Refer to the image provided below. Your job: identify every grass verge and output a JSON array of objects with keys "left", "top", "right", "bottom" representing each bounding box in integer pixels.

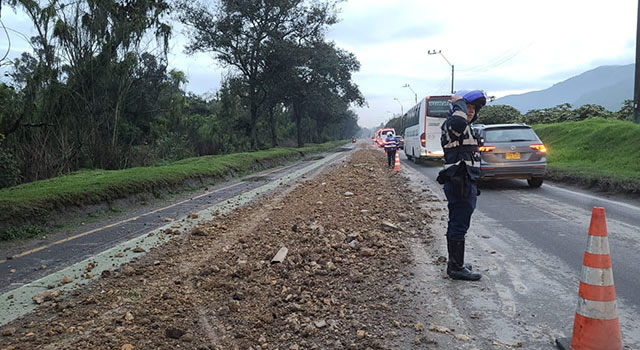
[
  {"left": 0, "top": 141, "right": 346, "bottom": 240},
  {"left": 532, "top": 118, "right": 640, "bottom": 194}
]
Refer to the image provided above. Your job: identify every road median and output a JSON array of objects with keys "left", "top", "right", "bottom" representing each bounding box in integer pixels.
[
  {"left": 0, "top": 142, "right": 345, "bottom": 241},
  {"left": 0, "top": 147, "right": 480, "bottom": 349}
]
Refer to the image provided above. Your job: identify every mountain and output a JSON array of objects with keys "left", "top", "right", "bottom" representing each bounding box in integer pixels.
[{"left": 492, "top": 64, "right": 634, "bottom": 113}]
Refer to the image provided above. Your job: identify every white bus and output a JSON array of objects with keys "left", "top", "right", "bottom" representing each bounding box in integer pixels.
[{"left": 403, "top": 95, "right": 451, "bottom": 162}]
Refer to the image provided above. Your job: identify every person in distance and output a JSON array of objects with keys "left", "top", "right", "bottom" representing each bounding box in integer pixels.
[
  {"left": 383, "top": 131, "right": 399, "bottom": 168},
  {"left": 436, "top": 90, "right": 486, "bottom": 281}
]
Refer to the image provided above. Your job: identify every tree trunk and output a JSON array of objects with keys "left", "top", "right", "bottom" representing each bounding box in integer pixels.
[
  {"left": 250, "top": 101, "right": 259, "bottom": 150},
  {"left": 268, "top": 106, "right": 277, "bottom": 148},
  {"left": 293, "top": 102, "right": 304, "bottom": 148}
]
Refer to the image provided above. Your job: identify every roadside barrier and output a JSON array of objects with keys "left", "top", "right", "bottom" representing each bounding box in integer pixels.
[
  {"left": 556, "top": 207, "right": 622, "bottom": 350},
  {"left": 393, "top": 151, "right": 400, "bottom": 171}
]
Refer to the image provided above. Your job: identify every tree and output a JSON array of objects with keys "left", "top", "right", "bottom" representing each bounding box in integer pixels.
[
  {"left": 3, "top": 0, "right": 173, "bottom": 181},
  {"left": 615, "top": 100, "right": 633, "bottom": 121},
  {"left": 475, "top": 105, "right": 522, "bottom": 124},
  {"left": 179, "top": 0, "right": 340, "bottom": 149},
  {"left": 281, "top": 41, "right": 364, "bottom": 146},
  {"left": 573, "top": 104, "right": 610, "bottom": 121}
]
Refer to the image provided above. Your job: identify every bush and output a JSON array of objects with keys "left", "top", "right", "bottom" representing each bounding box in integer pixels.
[
  {"left": 0, "top": 148, "right": 20, "bottom": 189},
  {"left": 153, "top": 133, "right": 196, "bottom": 163}
]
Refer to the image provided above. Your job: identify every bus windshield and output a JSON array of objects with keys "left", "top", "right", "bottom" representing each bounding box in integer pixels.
[{"left": 426, "top": 97, "right": 450, "bottom": 118}]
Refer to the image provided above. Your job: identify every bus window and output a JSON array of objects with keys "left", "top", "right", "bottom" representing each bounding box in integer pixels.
[{"left": 427, "top": 98, "right": 449, "bottom": 117}]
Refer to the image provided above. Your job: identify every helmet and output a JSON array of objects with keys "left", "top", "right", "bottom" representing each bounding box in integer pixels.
[
  {"left": 460, "top": 90, "right": 487, "bottom": 108},
  {"left": 387, "top": 131, "right": 393, "bottom": 137},
  {"left": 454, "top": 89, "right": 487, "bottom": 123}
]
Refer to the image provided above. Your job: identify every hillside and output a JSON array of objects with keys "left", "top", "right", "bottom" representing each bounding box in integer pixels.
[
  {"left": 532, "top": 118, "right": 640, "bottom": 193},
  {"left": 493, "top": 64, "right": 634, "bottom": 112}
]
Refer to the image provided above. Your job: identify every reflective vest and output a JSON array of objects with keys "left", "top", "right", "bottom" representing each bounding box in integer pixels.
[
  {"left": 440, "top": 107, "right": 481, "bottom": 181},
  {"left": 384, "top": 137, "right": 398, "bottom": 150}
]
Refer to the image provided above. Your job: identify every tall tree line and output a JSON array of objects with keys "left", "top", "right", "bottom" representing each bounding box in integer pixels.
[{"left": 0, "top": 0, "right": 363, "bottom": 188}]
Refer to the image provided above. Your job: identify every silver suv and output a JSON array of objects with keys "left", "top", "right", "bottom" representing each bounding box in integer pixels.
[{"left": 472, "top": 124, "right": 547, "bottom": 187}]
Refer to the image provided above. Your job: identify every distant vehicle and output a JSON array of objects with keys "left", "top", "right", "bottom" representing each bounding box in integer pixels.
[
  {"left": 403, "top": 95, "right": 450, "bottom": 162},
  {"left": 396, "top": 135, "right": 404, "bottom": 150},
  {"left": 352, "top": 137, "right": 357, "bottom": 143},
  {"left": 375, "top": 128, "right": 396, "bottom": 147},
  {"left": 472, "top": 123, "right": 547, "bottom": 188}
]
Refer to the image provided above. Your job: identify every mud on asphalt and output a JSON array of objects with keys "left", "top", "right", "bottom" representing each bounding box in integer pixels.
[{"left": 0, "top": 147, "right": 481, "bottom": 349}]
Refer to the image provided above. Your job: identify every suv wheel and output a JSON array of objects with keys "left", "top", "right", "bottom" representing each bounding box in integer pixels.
[{"left": 527, "top": 177, "right": 543, "bottom": 188}]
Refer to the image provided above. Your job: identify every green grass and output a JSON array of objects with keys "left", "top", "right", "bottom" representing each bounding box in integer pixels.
[
  {"left": 0, "top": 225, "right": 45, "bottom": 241},
  {"left": 532, "top": 118, "right": 640, "bottom": 182},
  {"left": 0, "top": 141, "right": 345, "bottom": 238}
]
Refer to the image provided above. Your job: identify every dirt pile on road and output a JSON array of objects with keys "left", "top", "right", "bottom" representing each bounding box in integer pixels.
[{"left": 0, "top": 148, "right": 437, "bottom": 350}]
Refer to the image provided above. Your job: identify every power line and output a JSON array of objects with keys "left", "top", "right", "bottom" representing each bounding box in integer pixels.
[
  {"left": 0, "top": 19, "right": 11, "bottom": 65},
  {"left": 460, "top": 41, "right": 535, "bottom": 74}
]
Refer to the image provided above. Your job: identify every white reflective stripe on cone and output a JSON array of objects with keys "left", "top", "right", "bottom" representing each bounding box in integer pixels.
[
  {"left": 581, "top": 266, "right": 615, "bottom": 286},
  {"left": 576, "top": 298, "right": 619, "bottom": 320},
  {"left": 586, "top": 236, "right": 611, "bottom": 255}
]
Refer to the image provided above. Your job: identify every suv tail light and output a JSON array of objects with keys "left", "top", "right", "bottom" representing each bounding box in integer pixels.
[
  {"left": 420, "top": 133, "right": 426, "bottom": 147},
  {"left": 479, "top": 146, "right": 496, "bottom": 152},
  {"left": 529, "top": 144, "right": 547, "bottom": 153}
]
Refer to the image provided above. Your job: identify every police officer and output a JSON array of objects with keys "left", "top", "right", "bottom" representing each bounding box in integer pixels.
[
  {"left": 383, "top": 131, "right": 398, "bottom": 168},
  {"left": 437, "top": 90, "right": 486, "bottom": 281}
]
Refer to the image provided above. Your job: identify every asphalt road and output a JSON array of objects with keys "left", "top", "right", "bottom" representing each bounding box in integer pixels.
[
  {"left": 402, "top": 151, "right": 640, "bottom": 347},
  {"left": 0, "top": 148, "right": 352, "bottom": 307}
]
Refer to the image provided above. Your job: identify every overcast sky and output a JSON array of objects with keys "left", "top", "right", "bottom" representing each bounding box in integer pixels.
[{"left": 1, "top": 0, "right": 637, "bottom": 128}]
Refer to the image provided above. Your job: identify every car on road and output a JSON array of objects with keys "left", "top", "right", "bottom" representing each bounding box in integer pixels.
[
  {"left": 375, "top": 128, "right": 396, "bottom": 147},
  {"left": 472, "top": 123, "right": 547, "bottom": 187},
  {"left": 396, "top": 135, "right": 404, "bottom": 150}
]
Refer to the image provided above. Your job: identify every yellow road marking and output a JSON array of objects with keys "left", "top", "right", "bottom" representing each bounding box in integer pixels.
[
  {"left": 0, "top": 182, "right": 246, "bottom": 264},
  {"left": 0, "top": 162, "right": 301, "bottom": 265}
]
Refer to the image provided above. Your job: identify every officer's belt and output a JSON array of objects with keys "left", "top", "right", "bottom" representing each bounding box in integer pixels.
[
  {"left": 443, "top": 145, "right": 478, "bottom": 152},
  {"left": 443, "top": 160, "right": 477, "bottom": 169}
]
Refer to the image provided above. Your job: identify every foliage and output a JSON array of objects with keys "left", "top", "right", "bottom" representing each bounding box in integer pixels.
[
  {"left": 1, "top": 0, "right": 361, "bottom": 190},
  {"left": 523, "top": 102, "right": 627, "bottom": 125},
  {"left": 533, "top": 118, "right": 640, "bottom": 180},
  {"left": 0, "top": 141, "right": 346, "bottom": 231},
  {"left": 179, "top": 0, "right": 362, "bottom": 148},
  {"left": 0, "top": 148, "right": 21, "bottom": 189},
  {"left": 384, "top": 115, "right": 404, "bottom": 135},
  {"left": 475, "top": 105, "right": 522, "bottom": 124},
  {"left": 0, "top": 225, "right": 45, "bottom": 241}
]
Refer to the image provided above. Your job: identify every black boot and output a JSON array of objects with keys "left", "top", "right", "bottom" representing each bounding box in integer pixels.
[
  {"left": 446, "top": 239, "right": 472, "bottom": 270},
  {"left": 446, "top": 239, "right": 481, "bottom": 281}
]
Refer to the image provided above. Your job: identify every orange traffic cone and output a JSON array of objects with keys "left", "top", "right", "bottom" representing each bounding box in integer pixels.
[
  {"left": 556, "top": 207, "right": 622, "bottom": 350},
  {"left": 393, "top": 151, "right": 400, "bottom": 171}
]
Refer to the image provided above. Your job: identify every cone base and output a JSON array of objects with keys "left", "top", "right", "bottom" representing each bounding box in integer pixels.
[
  {"left": 555, "top": 337, "right": 571, "bottom": 350},
  {"left": 571, "top": 313, "right": 622, "bottom": 350}
]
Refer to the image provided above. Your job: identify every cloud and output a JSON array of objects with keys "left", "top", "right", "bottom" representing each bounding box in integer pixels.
[{"left": 2, "top": 0, "right": 637, "bottom": 131}]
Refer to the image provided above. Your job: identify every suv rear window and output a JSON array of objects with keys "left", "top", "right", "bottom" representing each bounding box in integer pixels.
[{"left": 484, "top": 128, "right": 538, "bottom": 142}]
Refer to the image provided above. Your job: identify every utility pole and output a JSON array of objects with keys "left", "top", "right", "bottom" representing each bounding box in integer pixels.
[
  {"left": 402, "top": 84, "right": 418, "bottom": 104},
  {"left": 393, "top": 97, "right": 404, "bottom": 134},
  {"left": 634, "top": 0, "right": 640, "bottom": 123},
  {"left": 428, "top": 50, "right": 454, "bottom": 94}
]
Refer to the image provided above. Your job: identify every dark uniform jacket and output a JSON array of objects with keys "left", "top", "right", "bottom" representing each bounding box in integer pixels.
[{"left": 437, "top": 99, "right": 481, "bottom": 186}]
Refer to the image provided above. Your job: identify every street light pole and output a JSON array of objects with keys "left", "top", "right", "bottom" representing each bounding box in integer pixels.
[
  {"left": 393, "top": 97, "right": 404, "bottom": 115},
  {"left": 394, "top": 97, "right": 404, "bottom": 134},
  {"left": 428, "top": 49, "right": 455, "bottom": 94},
  {"left": 402, "top": 84, "right": 418, "bottom": 104}
]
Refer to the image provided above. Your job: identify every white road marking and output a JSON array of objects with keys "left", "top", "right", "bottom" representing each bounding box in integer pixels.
[{"left": 544, "top": 183, "right": 640, "bottom": 212}]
